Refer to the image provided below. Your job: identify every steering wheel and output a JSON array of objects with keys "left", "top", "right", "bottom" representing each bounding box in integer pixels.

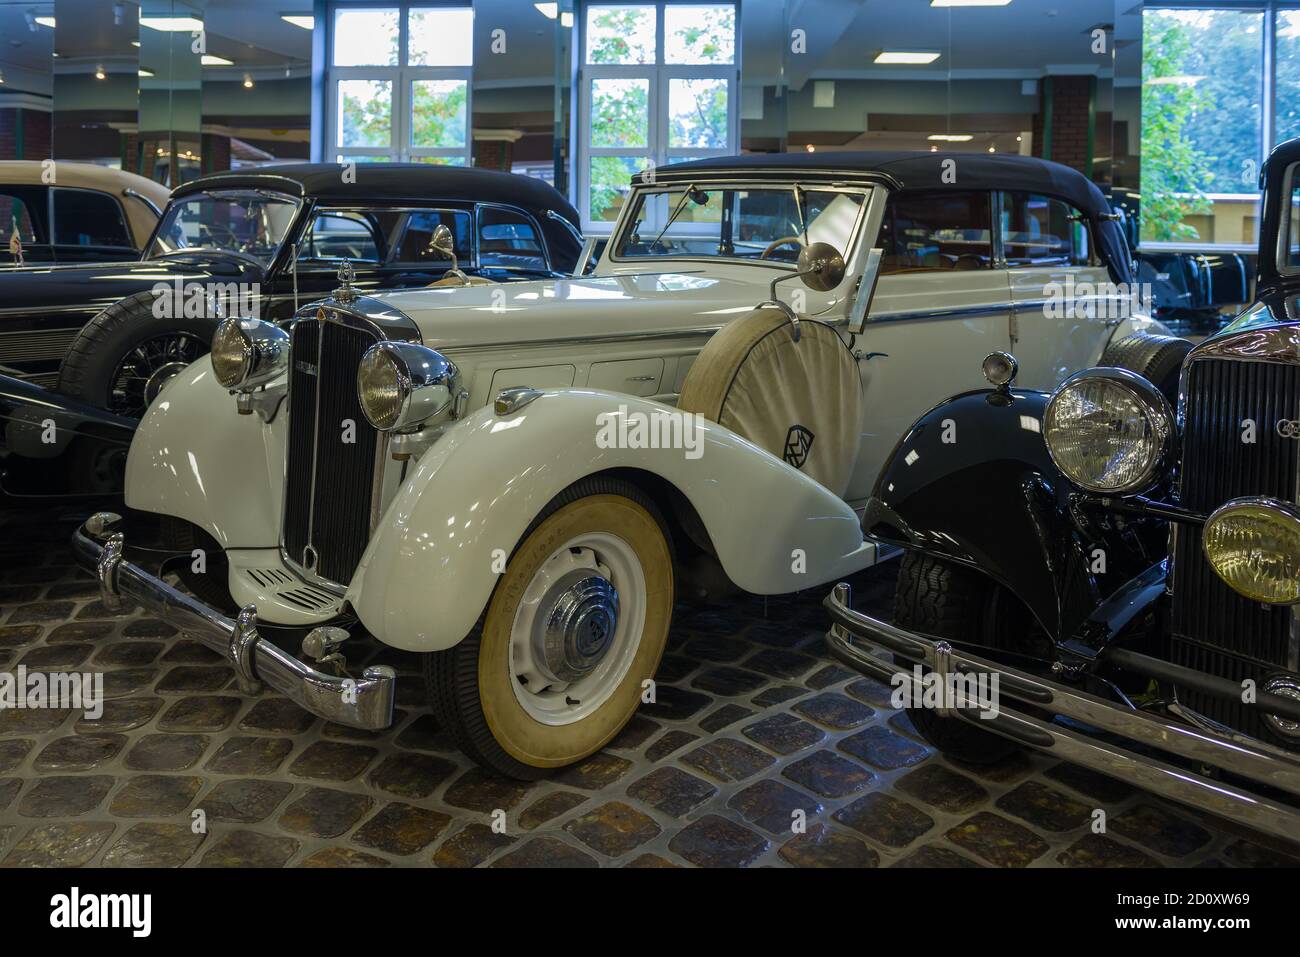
[{"left": 760, "top": 236, "right": 804, "bottom": 260}]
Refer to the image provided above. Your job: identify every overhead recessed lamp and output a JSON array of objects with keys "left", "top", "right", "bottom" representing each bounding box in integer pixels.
[
  {"left": 34, "top": 16, "right": 56, "bottom": 29},
  {"left": 131, "top": 40, "right": 140, "bottom": 48},
  {"left": 95, "top": 66, "right": 106, "bottom": 80},
  {"left": 0, "top": 69, "right": 5, "bottom": 84},
  {"left": 1147, "top": 75, "right": 1204, "bottom": 86},
  {"left": 875, "top": 51, "right": 941, "bottom": 65},
  {"left": 930, "top": 145, "right": 938, "bottom": 152},
  {"left": 280, "top": 14, "right": 314, "bottom": 30},
  {"left": 243, "top": 74, "right": 254, "bottom": 88},
  {"left": 988, "top": 146, "right": 996, "bottom": 153},
  {"left": 931, "top": 0, "right": 1012, "bottom": 7},
  {"left": 140, "top": 16, "right": 204, "bottom": 32},
  {"left": 533, "top": 3, "right": 573, "bottom": 26},
  {"left": 201, "top": 54, "right": 233, "bottom": 66},
  {"left": 139, "top": 68, "right": 154, "bottom": 77},
  {"left": 806, "top": 144, "right": 816, "bottom": 153},
  {"left": 928, "top": 134, "right": 973, "bottom": 142}
]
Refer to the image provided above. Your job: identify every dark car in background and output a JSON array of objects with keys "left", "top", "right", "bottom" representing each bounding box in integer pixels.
[
  {"left": 1, "top": 163, "right": 583, "bottom": 417},
  {"left": 1109, "top": 187, "right": 1252, "bottom": 332},
  {"left": 0, "top": 161, "right": 170, "bottom": 268},
  {"left": 825, "top": 137, "right": 1300, "bottom": 843}
]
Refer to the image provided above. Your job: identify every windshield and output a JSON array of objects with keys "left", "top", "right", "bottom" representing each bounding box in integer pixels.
[
  {"left": 613, "top": 184, "right": 866, "bottom": 264},
  {"left": 147, "top": 189, "right": 301, "bottom": 265}
]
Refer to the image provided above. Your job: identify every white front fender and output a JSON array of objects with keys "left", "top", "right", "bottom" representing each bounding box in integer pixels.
[
  {"left": 124, "top": 362, "right": 285, "bottom": 548},
  {"left": 349, "top": 390, "right": 872, "bottom": 652}
]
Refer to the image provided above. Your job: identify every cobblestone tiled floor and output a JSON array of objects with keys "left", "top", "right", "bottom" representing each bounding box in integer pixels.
[{"left": 1, "top": 508, "right": 1296, "bottom": 868}]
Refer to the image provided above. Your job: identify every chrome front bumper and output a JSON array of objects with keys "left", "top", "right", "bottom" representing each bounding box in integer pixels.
[
  {"left": 73, "top": 513, "right": 396, "bottom": 731},
  {"left": 824, "top": 581, "right": 1300, "bottom": 845}
]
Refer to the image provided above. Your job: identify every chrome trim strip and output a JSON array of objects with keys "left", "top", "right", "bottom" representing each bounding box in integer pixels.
[
  {"left": 73, "top": 516, "right": 395, "bottom": 730},
  {"left": 824, "top": 583, "right": 1300, "bottom": 842},
  {"left": 122, "top": 187, "right": 163, "bottom": 218}
]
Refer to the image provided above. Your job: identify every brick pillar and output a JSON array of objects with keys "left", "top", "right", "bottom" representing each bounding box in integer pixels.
[
  {"left": 1039, "top": 75, "right": 1094, "bottom": 176},
  {"left": 202, "top": 133, "right": 232, "bottom": 174},
  {"left": 0, "top": 108, "right": 52, "bottom": 160}
]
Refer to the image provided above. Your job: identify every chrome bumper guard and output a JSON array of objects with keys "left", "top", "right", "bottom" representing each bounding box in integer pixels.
[
  {"left": 73, "top": 513, "right": 396, "bottom": 731},
  {"left": 824, "top": 581, "right": 1300, "bottom": 845}
]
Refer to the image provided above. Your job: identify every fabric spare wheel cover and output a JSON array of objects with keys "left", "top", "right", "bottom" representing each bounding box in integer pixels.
[{"left": 677, "top": 307, "right": 863, "bottom": 497}]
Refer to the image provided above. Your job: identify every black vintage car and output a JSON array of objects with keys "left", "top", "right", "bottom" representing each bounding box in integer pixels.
[
  {"left": 826, "top": 137, "right": 1300, "bottom": 843},
  {"left": 0, "top": 163, "right": 582, "bottom": 417}
]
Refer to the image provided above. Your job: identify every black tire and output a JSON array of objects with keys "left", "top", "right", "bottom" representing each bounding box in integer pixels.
[
  {"left": 161, "top": 517, "right": 236, "bottom": 613},
  {"left": 1100, "top": 332, "right": 1193, "bottom": 406},
  {"left": 424, "top": 476, "right": 672, "bottom": 780},
  {"left": 57, "top": 290, "right": 215, "bottom": 418},
  {"left": 892, "top": 550, "right": 1036, "bottom": 765}
]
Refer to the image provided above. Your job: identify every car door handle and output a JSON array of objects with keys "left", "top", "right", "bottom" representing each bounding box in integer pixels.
[
  {"left": 627, "top": 375, "right": 657, "bottom": 382},
  {"left": 854, "top": 351, "right": 889, "bottom": 361}
]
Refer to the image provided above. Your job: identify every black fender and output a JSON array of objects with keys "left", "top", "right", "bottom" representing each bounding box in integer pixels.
[
  {"left": 0, "top": 374, "right": 136, "bottom": 505},
  {"left": 863, "top": 387, "right": 1162, "bottom": 644}
]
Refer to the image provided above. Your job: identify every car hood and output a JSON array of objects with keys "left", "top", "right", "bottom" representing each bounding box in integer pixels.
[
  {"left": 1, "top": 253, "right": 263, "bottom": 311},
  {"left": 376, "top": 271, "right": 769, "bottom": 352}
]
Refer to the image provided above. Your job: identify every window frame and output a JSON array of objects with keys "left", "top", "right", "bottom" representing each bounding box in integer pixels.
[
  {"left": 49, "top": 187, "right": 134, "bottom": 251},
  {"left": 577, "top": 1, "right": 740, "bottom": 234},
  {"left": 996, "top": 191, "right": 1100, "bottom": 271},
  {"left": 326, "top": 2, "right": 473, "bottom": 166}
]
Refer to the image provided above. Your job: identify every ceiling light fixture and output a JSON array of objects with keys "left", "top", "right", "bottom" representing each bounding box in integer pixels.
[
  {"left": 243, "top": 74, "right": 254, "bottom": 88},
  {"left": 201, "top": 54, "right": 233, "bottom": 66},
  {"left": 928, "top": 133, "right": 973, "bottom": 142},
  {"left": 34, "top": 16, "right": 56, "bottom": 29},
  {"left": 931, "top": 0, "right": 1012, "bottom": 7},
  {"left": 874, "top": 51, "right": 941, "bottom": 65},
  {"left": 139, "top": 68, "right": 154, "bottom": 77},
  {"left": 95, "top": 65, "right": 106, "bottom": 80},
  {"left": 140, "top": 16, "right": 204, "bottom": 32},
  {"left": 0, "top": 69, "right": 5, "bottom": 84},
  {"left": 280, "top": 14, "right": 314, "bottom": 30}
]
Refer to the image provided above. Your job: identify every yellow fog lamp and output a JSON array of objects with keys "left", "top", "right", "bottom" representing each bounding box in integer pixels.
[{"left": 1202, "top": 497, "right": 1300, "bottom": 605}]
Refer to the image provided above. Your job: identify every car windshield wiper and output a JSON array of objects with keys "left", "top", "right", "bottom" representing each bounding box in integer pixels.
[{"left": 648, "top": 183, "right": 708, "bottom": 252}]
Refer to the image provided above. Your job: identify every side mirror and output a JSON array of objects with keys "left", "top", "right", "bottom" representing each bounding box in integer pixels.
[
  {"left": 798, "top": 242, "right": 846, "bottom": 292},
  {"left": 427, "top": 223, "right": 466, "bottom": 282}
]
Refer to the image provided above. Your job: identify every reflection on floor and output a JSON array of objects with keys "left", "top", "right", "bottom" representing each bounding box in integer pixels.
[{"left": 0, "top": 508, "right": 1292, "bottom": 868}]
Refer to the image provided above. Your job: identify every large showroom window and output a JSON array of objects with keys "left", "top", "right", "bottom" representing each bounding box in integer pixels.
[
  {"left": 327, "top": 4, "right": 473, "bottom": 165},
  {"left": 579, "top": 2, "right": 738, "bottom": 231},
  {"left": 1139, "top": 4, "right": 1300, "bottom": 249}
]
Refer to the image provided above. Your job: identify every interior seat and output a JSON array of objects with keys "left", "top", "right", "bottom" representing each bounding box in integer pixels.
[{"left": 676, "top": 306, "right": 864, "bottom": 497}]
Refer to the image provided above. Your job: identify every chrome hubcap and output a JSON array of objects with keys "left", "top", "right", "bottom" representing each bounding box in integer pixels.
[
  {"left": 509, "top": 533, "right": 647, "bottom": 726},
  {"left": 534, "top": 570, "right": 619, "bottom": 683},
  {"left": 144, "top": 361, "right": 189, "bottom": 404}
]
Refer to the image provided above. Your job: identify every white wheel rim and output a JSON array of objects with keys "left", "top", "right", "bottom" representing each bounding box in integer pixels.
[{"left": 508, "top": 531, "right": 647, "bottom": 726}]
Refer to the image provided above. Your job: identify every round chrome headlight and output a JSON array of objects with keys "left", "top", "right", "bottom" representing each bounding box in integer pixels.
[
  {"left": 357, "top": 341, "right": 458, "bottom": 432},
  {"left": 210, "top": 317, "right": 290, "bottom": 391},
  {"left": 1202, "top": 497, "right": 1300, "bottom": 605},
  {"left": 210, "top": 318, "right": 251, "bottom": 389},
  {"left": 1043, "top": 369, "right": 1173, "bottom": 494}
]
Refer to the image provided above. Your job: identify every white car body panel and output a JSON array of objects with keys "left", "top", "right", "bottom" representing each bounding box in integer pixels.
[{"left": 346, "top": 391, "right": 874, "bottom": 652}]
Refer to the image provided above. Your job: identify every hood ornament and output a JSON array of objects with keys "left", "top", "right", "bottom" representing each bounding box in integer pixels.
[{"left": 334, "top": 259, "right": 358, "bottom": 304}]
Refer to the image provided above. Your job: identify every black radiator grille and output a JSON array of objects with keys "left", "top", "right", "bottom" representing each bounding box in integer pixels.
[
  {"left": 1171, "top": 357, "right": 1299, "bottom": 739},
  {"left": 283, "top": 318, "right": 380, "bottom": 586}
]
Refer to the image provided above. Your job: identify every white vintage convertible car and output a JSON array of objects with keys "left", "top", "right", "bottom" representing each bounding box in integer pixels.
[{"left": 75, "top": 152, "right": 1180, "bottom": 778}]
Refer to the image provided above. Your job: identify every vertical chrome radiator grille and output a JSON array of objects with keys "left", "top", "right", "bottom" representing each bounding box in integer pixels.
[
  {"left": 1171, "top": 356, "right": 1300, "bottom": 740},
  {"left": 283, "top": 317, "right": 381, "bottom": 586}
]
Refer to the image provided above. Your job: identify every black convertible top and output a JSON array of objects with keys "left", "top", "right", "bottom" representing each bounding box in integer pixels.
[
  {"left": 173, "top": 163, "right": 583, "bottom": 267},
  {"left": 653, "top": 151, "right": 1132, "bottom": 283}
]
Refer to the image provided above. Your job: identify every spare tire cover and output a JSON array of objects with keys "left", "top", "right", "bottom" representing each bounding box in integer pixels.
[{"left": 677, "top": 307, "right": 863, "bottom": 497}]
